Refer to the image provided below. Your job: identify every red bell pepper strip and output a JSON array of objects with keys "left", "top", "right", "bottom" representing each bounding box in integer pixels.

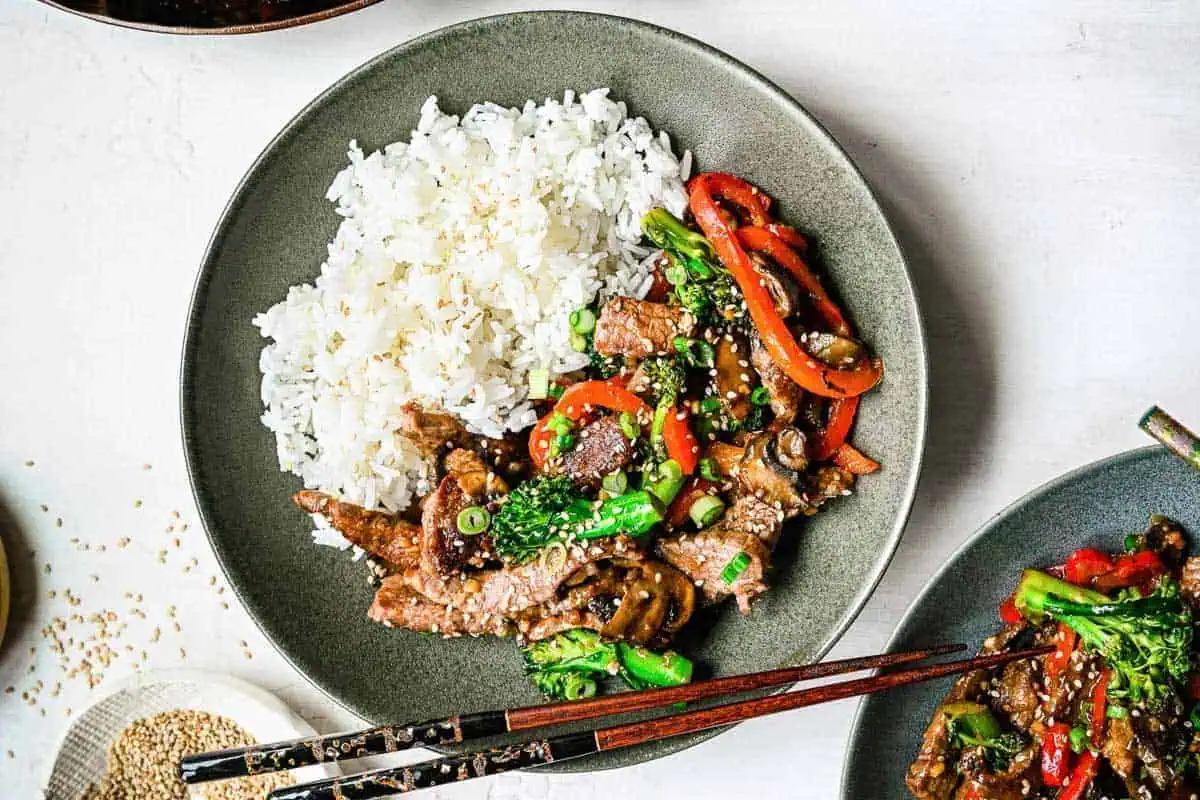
[
  {"left": 999, "top": 594, "right": 1023, "bottom": 625},
  {"left": 736, "top": 225, "right": 851, "bottom": 337},
  {"left": 688, "top": 172, "right": 773, "bottom": 225},
  {"left": 833, "top": 443, "right": 880, "bottom": 475},
  {"left": 1056, "top": 750, "right": 1098, "bottom": 800},
  {"left": 529, "top": 379, "right": 650, "bottom": 469},
  {"left": 689, "top": 176, "right": 883, "bottom": 398},
  {"left": 813, "top": 397, "right": 860, "bottom": 461},
  {"left": 661, "top": 407, "right": 700, "bottom": 475},
  {"left": 765, "top": 222, "right": 809, "bottom": 254},
  {"left": 1090, "top": 668, "right": 1110, "bottom": 747},
  {"left": 1063, "top": 547, "right": 1115, "bottom": 587},
  {"left": 1111, "top": 550, "right": 1165, "bottom": 587},
  {"left": 667, "top": 478, "right": 716, "bottom": 527},
  {"left": 1040, "top": 723, "right": 1073, "bottom": 787},
  {"left": 1045, "top": 623, "right": 1077, "bottom": 678}
]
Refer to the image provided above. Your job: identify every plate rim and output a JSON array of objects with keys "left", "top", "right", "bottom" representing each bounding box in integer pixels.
[
  {"left": 838, "top": 443, "right": 1164, "bottom": 797},
  {"left": 180, "top": 9, "right": 928, "bottom": 767},
  {"left": 37, "top": 0, "right": 381, "bottom": 36}
]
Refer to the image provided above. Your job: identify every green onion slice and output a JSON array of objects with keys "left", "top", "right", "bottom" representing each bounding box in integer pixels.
[
  {"left": 750, "top": 386, "right": 771, "bottom": 406},
  {"left": 569, "top": 307, "right": 597, "bottom": 335},
  {"left": 569, "top": 331, "right": 589, "bottom": 352},
  {"left": 618, "top": 411, "right": 640, "bottom": 440},
  {"left": 601, "top": 470, "right": 628, "bottom": 496},
  {"left": 698, "top": 457, "right": 721, "bottom": 482},
  {"left": 688, "top": 495, "right": 725, "bottom": 528},
  {"left": 546, "top": 412, "right": 574, "bottom": 435},
  {"left": 456, "top": 506, "right": 491, "bottom": 535},
  {"left": 719, "top": 551, "right": 752, "bottom": 584},
  {"left": 528, "top": 369, "right": 550, "bottom": 400}
]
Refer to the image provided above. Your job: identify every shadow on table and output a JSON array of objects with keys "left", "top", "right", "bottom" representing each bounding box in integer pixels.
[
  {"left": 804, "top": 103, "right": 1000, "bottom": 581},
  {"left": 0, "top": 491, "right": 39, "bottom": 659}
]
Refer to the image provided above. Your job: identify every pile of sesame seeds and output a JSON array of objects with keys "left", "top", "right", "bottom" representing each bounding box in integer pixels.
[{"left": 81, "top": 710, "right": 293, "bottom": 800}]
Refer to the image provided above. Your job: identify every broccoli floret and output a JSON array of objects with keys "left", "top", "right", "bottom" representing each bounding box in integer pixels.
[
  {"left": 492, "top": 477, "right": 664, "bottom": 563},
  {"left": 521, "top": 629, "right": 694, "bottom": 701},
  {"left": 1014, "top": 569, "right": 1192, "bottom": 707},
  {"left": 639, "top": 356, "right": 688, "bottom": 407},
  {"left": 642, "top": 208, "right": 747, "bottom": 328},
  {"left": 942, "top": 703, "right": 1026, "bottom": 772}
]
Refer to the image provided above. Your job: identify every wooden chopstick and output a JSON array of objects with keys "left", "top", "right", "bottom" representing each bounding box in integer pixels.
[
  {"left": 179, "top": 643, "right": 963, "bottom": 784},
  {"left": 265, "top": 645, "right": 1051, "bottom": 800}
]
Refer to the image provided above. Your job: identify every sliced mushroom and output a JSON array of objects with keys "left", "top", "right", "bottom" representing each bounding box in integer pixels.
[
  {"left": 750, "top": 252, "right": 802, "bottom": 319},
  {"left": 599, "top": 559, "right": 696, "bottom": 646},
  {"left": 739, "top": 432, "right": 806, "bottom": 512},
  {"left": 713, "top": 331, "right": 757, "bottom": 421},
  {"left": 804, "top": 331, "right": 865, "bottom": 367},
  {"left": 772, "top": 427, "right": 809, "bottom": 473}
]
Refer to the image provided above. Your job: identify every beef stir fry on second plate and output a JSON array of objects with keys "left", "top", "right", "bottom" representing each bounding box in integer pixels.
[
  {"left": 909, "top": 516, "right": 1200, "bottom": 800},
  {"left": 293, "top": 173, "right": 884, "bottom": 700}
]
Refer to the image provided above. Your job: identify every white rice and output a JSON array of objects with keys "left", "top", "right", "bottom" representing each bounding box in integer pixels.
[{"left": 254, "top": 89, "right": 690, "bottom": 547}]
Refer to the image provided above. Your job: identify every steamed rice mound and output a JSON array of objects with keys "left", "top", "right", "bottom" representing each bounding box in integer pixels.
[{"left": 255, "top": 89, "right": 690, "bottom": 548}]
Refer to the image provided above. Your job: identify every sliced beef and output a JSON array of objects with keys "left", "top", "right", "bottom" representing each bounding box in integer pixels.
[
  {"left": 369, "top": 577, "right": 514, "bottom": 638},
  {"left": 293, "top": 491, "right": 421, "bottom": 572},
  {"left": 749, "top": 332, "right": 802, "bottom": 424},
  {"left": 992, "top": 659, "right": 1039, "bottom": 729},
  {"left": 712, "top": 331, "right": 756, "bottom": 421},
  {"left": 403, "top": 537, "right": 644, "bottom": 619},
  {"left": 593, "top": 297, "right": 696, "bottom": 359},
  {"left": 657, "top": 496, "right": 781, "bottom": 614},
  {"left": 1102, "top": 715, "right": 1137, "bottom": 782},
  {"left": 952, "top": 742, "right": 1039, "bottom": 800},
  {"left": 396, "top": 403, "right": 473, "bottom": 458},
  {"left": 419, "top": 449, "right": 505, "bottom": 576},
  {"left": 558, "top": 417, "right": 635, "bottom": 490}
]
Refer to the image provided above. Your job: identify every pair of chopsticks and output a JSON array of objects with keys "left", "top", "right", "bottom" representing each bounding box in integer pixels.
[{"left": 180, "top": 643, "right": 1049, "bottom": 799}]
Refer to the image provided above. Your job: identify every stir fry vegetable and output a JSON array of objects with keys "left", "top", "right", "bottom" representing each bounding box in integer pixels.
[
  {"left": 521, "top": 629, "right": 693, "bottom": 701},
  {"left": 942, "top": 703, "right": 1026, "bottom": 772}
]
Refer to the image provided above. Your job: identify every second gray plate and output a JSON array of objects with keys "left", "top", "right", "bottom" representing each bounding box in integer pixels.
[
  {"left": 182, "top": 11, "right": 926, "bottom": 770},
  {"left": 842, "top": 446, "right": 1200, "bottom": 797}
]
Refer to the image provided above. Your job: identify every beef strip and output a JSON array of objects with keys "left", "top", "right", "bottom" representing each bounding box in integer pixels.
[
  {"left": 657, "top": 496, "right": 782, "bottom": 614},
  {"left": 402, "top": 537, "right": 644, "bottom": 619},
  {"left": 396, "top": 403, "right": 474, "bottom": 458},
  {"left": 713, "top": 331, "right": 756, "bottom": 421},
  {"left": 369, "top": 578, "right": 514, "bottom": 638},
  {"left": 292, "top": 490, "right": 421, "bottom": 572},
  {"left": 418, "top": 449, "right": 504, "bottom": 575},
  {"left": 558, "top": 417, "right": 635, "bottom": 490},
  {"left": 593, "top": 297, "right": 696, "bottom": 359},
  {"left": 1103, "top": 715, "right": 1138, "bottom": 782},
  {"left": 906, "top": 625, "right": 1028, "bottom": 800},
  {"left": 992, "top": 659, "right": 1040, "bottom": 729},
  {"left": 749, "top": 331, "right": 802, "bottom": 424},
  {"left": 952, "top": 742, "right": 1040, "bottom": 800}
]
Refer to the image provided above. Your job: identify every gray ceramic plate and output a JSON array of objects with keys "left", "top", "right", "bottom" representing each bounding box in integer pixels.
[
  {"left": 181, "top": 11, "right": 926, "bottom": 770},
  {"left": 841, "top": 445, "right": 1200, "bottom": 797}
]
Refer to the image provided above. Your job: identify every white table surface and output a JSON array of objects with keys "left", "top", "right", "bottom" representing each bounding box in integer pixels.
[{"left": 1, "top": 1, "right": 1198, "bottom": 797}]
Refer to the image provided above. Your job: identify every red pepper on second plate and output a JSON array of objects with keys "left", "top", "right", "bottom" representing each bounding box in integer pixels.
[
  {"left": 1040, "top": 723, "right": 1073, "bottom": 787},
  {"left": 1057, "top": 750, "right": 1099, "bottom": 800},
  {"left": 1045, "top": 623, "right": 1077, "bottom": 678},
  {"left": 1063, "top": 547, "right": 1115, "bottom": 586}
]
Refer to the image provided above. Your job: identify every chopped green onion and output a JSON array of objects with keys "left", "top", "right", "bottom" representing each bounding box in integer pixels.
[
  {"left": 719, "top": 551, "right": 752, "bottom": 584},
  {"left": 569, "top": 308, "right": 596, "bottom": 335},
  {"left": 566, "top": 678, "right": 597, "bottom": 700},
  {"left": 601, "top": 470, "right": 628, "bottom": 496},
  {"left": 528, "top": 369, "right": 550, "bottom": 400},
  {"left": 646, "top": 459, "right": 685, "bottom": 505},
  {"left": 1124, "top": 533, "right": 1140, "bottom": 552},
  {"left": 554, "top": 432, "right": 576, "bottom": 453},
  {"left": 618, "top": 411, "right": 640, "bottom": 440},
  {"left": 569, "top": 331, "right": 589, "bottom": 352},
  {"left": 456, "top": 506, "right": 491, "bottom": 535},
  {"left": 664, "top": 264, "right": 688, "bottom": 286},
  {"left": 547, "top": 383, "right": 566, "bottom": 400},
  {"left": 700, "top": 396, "right": 722, "bottom": 413},
  {"left": 698, "top": 457, "right": 721, "bottom": 483},
  {"left": 688, "top": 495, "right": 725, "bottom": 528},
  {"left": 750, "top": 386, "right": 771, "bottom": 406},
  {"left": 1107, "top": 703, "right": 1129, "bottom": 719},
  {"left": 1068, "top": 726, "right": 1088, "bottom": 754},
  {"left": 546, "top": 412, "right": 574, "bottom": 435}
]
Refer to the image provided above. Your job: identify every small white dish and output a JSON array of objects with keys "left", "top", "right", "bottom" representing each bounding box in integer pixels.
[{"left": 45, "top": 669, "right": 339, "bottom": 798}]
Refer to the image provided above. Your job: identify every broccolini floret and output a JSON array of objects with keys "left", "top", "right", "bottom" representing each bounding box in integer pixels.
[
  {"left": 1014, "top": 569, "right": 1192, "bottom": 707},
  {"left": 521, "top": 629, "right": 694, "bottom": 701}
]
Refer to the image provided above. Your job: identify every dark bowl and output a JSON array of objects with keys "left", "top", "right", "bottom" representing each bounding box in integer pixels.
[
  {"left": 182, "top": 11, "right": 927, "bottom": 770},
  {"left": 39, "top": 0, "right": 379, "bottom": 35},
  {"left": 841, "top": 445, "right": 1200, "bottom": 798}
]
